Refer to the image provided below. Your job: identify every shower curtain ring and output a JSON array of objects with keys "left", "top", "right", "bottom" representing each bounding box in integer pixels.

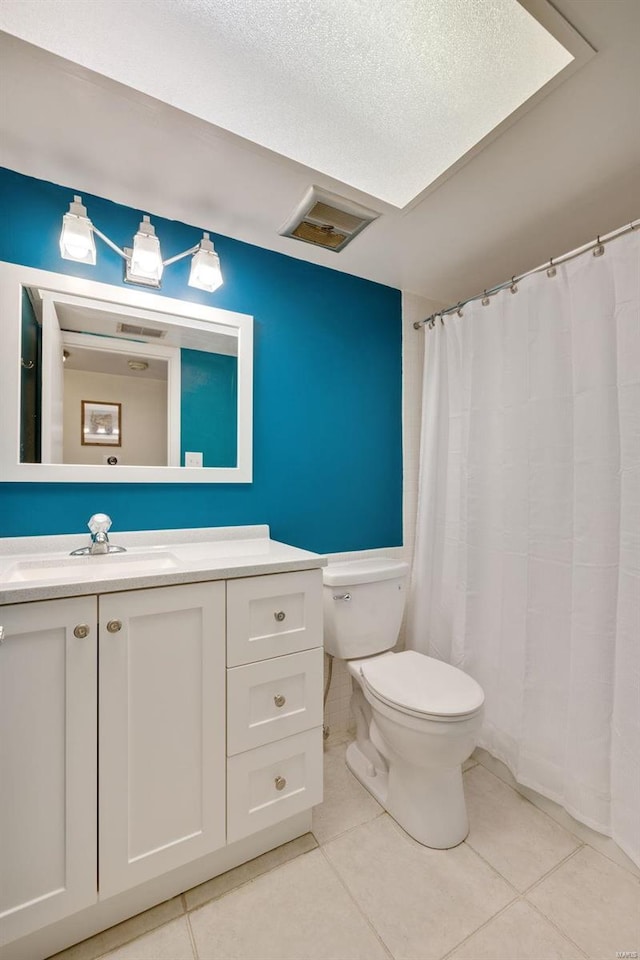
[
  {"left": 593, "top": 236, "right": 605, "bottom": 257},
  {"left": 482, "top": 291, "right": 490, "bottom": 306},
  {"left": 510, "top": 277, "right": 518, "bottom": 293},
  {"left": 547, "top": 258, "right": 556, "bottom": 278}
]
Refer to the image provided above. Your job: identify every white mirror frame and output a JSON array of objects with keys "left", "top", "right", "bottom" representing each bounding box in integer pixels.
[{"left": 0, "top": 261, "right": 253, "bottom": 483}]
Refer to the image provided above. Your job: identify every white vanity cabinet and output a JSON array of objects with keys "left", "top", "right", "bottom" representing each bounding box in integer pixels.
[
  {"left": 98, "top": 582, "right": 226, "bottom": 897},
  {"left": 0, "top": 554, "right": 324, "bottom": 960},
  {"left": 0, "top": 597, "right": 98, "bottom": 946}
]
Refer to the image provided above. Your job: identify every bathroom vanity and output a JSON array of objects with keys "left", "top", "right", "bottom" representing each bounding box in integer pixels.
[{"left": 0, "top": 525, "right": 325, "bottom": 960}]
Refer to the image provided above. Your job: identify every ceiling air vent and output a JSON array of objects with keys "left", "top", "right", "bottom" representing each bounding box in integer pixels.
[
  {"left": 117, "top": 322, "right": 167, "bottom": 339},
  {"left": 279, "top": 186, "right": 379, "bottom": 252}
]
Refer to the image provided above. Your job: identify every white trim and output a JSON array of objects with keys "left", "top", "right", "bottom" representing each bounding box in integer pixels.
[
  {"left": 40, "top": 297, "right": 64, "bottom": 463},
  {"left": 0, "top": 262, "right": 253, "bottom": 483}
]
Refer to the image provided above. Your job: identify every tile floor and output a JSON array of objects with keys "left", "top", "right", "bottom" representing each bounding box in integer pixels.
[{"left": 51, "top": 745, "right": 640, "bottom": 960}]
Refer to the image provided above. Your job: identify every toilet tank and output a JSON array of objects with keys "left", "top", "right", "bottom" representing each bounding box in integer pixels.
[{"left": 322, "top": 558, "right": 409, "bottom": 659}]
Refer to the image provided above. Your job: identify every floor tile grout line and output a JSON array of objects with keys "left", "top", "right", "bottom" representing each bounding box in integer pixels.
[
  {"left": 437, "top": 893, "right": 591, "bottom": 960},
  {"left": 312, "top": 808, "right": 386, "bottom": 848},
  {"left": 370, "top": 815, "right": 523, "bottom": 960},
  {"left": 466, "top": 761, "right": 586, "bottom": 843},
  {"left": 184, "top": 842, "right": 319, "bottom": 918},
  {"left": 459, "top": 838, "right": 527, "bottom": 899},
  {"left": 524, "top": 896, "right": 590, "bottom": 959},
  {"left": 185, "top": 911, "right": 201, "bottom": 960},
  {"left": 462, "top": 826, "right": 584, "bottom": 897},
  {"left": 89, "top": 911, "right": 188, "bottom": 960},
  {"left": 574, "top": 834, "right": 640, "bottom": 881},
  {"left": 473, "top": 753, "right": 640, "bottom": 880},
  {"left": 438, "top": 895, "right": 525, "bottom": 960},
  {"left": 522, "top": 842, "right": 586, "bottom": 897},
  {"left": 316, "top": 843, "right": 396, "bottom": 960}
]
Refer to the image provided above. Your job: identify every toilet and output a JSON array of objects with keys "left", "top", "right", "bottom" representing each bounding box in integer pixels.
[{"left": 323, "top": 557, "right": 484, "bottom": 849}]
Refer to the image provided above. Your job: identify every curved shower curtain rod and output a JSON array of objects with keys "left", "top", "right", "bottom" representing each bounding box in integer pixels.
[{"left": 414, "top": 218, "right": 640, "bottom": 330}]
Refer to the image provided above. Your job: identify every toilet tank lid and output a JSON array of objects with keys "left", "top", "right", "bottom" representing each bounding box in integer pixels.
[{"left": 323, "top": 557, "right": 409, "bottom": 586}]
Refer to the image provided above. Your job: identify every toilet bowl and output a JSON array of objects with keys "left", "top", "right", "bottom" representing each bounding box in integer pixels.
[{"left": 323, "top": 558, "right": 484, "bottom": 849}]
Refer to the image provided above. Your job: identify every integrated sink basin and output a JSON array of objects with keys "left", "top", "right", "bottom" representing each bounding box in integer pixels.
[
  {"left": 4, "top": 550, "right": 180, "bottom": 584},
  {"left": 0, "top": 524, "right": 326, "bottom": 602}
]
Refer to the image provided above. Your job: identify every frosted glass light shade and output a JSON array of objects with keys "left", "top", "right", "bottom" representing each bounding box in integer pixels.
[
  {"left": 60, "top": 196, "right": 96, "bottom": 264},
  {"left": 129, "top": 216, "right": 163, "bottom": 283},
  {"left": 189, "top": 238, "right": 223, "bottom": 292}
]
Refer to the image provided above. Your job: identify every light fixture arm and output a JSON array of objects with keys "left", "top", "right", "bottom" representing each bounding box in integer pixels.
[
  {"left": 91, "top": 225, "right": 128, "bottom": 261},
  {"left": 162, "top": 243, "right": 201, "bottom": 268},
  {"left": 93, "top": 226, "right": 200, "bottom": 269},
  {"left": 93, "top": 226, "right": 204, "bottom": 269}
]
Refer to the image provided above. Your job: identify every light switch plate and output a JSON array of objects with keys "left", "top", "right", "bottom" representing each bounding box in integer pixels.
[{"left": 185, "top": 452, "right": 203, "bottom": 468}]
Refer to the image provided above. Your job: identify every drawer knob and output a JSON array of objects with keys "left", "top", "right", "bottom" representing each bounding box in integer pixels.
[
  {"left": 274, "top": 610, "right": 286, "bottom": 622},
  {"left": 274, "top": 693, "right": 286, "bottom": 708},
  {"left": 274, "top": 776, "right": 287, "bottom": 791},
  {"left": 106, "top": 619, "right": 122, "bottom": 634},
  {"left": 73, "top": 623, "right": 90, "bottom": 639}
]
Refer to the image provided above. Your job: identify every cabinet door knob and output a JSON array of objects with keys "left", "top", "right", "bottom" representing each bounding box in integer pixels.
[
  {"left": 73, "top": 624, "right": 90, "bottom": 639},
  {"left": 274, "top": 776, "right": 287, "bottom": 791},
  {"left": 274, "top": 693, "right": 286, "bottom": 708},
  {"left": 106, "top": 619, "right": 122, "bottom": 634},
  {"left": 274, "top": 610, "right": 286, "bottom": 622},
  {"left": 0, "top": 625, "right": 5, "bottom": 643}
]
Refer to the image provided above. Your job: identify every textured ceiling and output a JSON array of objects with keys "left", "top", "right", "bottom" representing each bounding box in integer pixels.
[
  {"left": 0, "top": 0, "right": 573, "bottom": 207},
  {"left": 0, "top": 1, "right": 638, "bottom": 306}
]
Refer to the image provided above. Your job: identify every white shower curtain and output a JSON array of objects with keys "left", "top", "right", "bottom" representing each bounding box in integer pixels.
[{"left": 408, "top": 227, "right": 640, "bottom": 865}]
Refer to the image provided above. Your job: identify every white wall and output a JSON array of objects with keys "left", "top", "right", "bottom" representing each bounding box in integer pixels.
[
  {"left": 63, "top": 370, "right": 167, "bottom": 466},
  {"left": 322, "top": 291, "right": 443, "bottom": 743}
]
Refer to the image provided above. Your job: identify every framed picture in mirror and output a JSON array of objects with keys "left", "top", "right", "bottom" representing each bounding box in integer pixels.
[{"left": 81, "top": 400, "right": 121, "bottom": 446}]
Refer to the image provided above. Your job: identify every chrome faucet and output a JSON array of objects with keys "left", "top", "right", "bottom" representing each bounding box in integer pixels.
[{"left": 70, "top": 514, "right": 126, "bottom": 557}]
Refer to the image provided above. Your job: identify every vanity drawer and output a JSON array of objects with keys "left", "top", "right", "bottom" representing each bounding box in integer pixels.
[
  {"left": 227, "top": 648, "right": 323, "bottom": 755},
  {"left": 226, "top": 569, "right": 323, "bottom": 666},
  {"left": 227, "top": 727, "right": 323, "bottom": 844}
]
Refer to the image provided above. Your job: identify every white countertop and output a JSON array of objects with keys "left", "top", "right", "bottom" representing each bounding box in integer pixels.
[{"left": 0, "top": 525, "right": 326, "bottom": 605}]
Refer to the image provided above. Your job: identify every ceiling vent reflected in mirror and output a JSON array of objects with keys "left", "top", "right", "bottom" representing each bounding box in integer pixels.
[
  {"left": 117, "top": 322, "right": 167, "bottom": 339},
  {"left": 279, "top": 186, "right": 379, "bottom": 252}
]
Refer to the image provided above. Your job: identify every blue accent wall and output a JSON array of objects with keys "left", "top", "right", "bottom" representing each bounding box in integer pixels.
[
  {"left": 0, "top": 167, "right": 403, "bottom": 553},
  {"left": 180, "top": 349, "right": 237, "bottom": 468}
]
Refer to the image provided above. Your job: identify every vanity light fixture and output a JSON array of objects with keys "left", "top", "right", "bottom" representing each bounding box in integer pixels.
[
  {"left": 127, "top": 216, "right": 163, "bottom": 285},
  {"left": 59, "top": 196, "right": 223, "bottom": 292},
  {"left": 59, "top": 196, "right": 96, "bottom": 264},
  {"left": 187, "top": 234, "right": 223, "bottom": 292}
]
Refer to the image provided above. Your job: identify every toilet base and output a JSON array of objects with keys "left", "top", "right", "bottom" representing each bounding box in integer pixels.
[
  {"left": 345, "top": 739, "right": 470, "bottom": 850},
  {"left": 345, "top": 741, "right": 389, "bottom": 807}
]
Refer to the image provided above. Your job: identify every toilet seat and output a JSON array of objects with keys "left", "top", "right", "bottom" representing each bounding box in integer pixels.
[{"left": 359, "top": 650, "right": 484, "bottom": 722}]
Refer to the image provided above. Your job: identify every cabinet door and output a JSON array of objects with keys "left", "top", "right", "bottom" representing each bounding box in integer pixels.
[
  {"left": 99, "top": 582, "right": 226, "bottom": 898},
  {"left": 0, "top": 597, "right": 97, "bottom": 947}
]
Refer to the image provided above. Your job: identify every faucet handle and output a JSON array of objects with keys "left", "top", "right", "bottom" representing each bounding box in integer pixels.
[{"left": 88, "top": 513, "right": 112, "bottom": 536}]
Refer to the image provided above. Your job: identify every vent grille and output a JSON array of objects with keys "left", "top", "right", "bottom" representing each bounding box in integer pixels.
[
  {"left": 291, "top": 222, "right": 347, "bottom": 249},
  {"left": 280, "top": 187, "right": 379, "bottom": 252},
  {"left": 117, "top": 322, "right": 166, "bottom": 339},
  {"left": 307, "top": 202, "right": 367, "bottom": 234}
]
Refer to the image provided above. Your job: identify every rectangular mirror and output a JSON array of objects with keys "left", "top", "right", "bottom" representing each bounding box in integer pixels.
[{"left": 1, "top": 262, "right": 253, "bottom": 482}]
